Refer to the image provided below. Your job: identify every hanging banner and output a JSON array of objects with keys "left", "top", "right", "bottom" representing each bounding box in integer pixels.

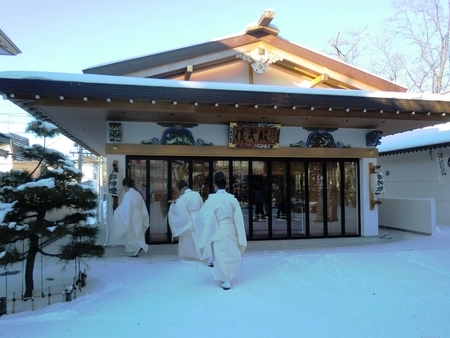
[{"left": 436, "top": 149, "right": 450, "bottom": 184}]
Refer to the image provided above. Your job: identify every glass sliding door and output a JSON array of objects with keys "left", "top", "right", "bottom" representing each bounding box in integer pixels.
[
  {"left": 308, "top": 162, "right": 324, "bottom": 237},
  {"left": 344, "top": 161, "right": 359, "bottom": 235},
  {"left": 251, "top": 161, "right": 268, "bottom": 239},
  {"left": 212, "top": 160, "right": 230, "bottom": 194},
  {"left": 290, "top": 161, "right": 306, "bottom": 238},
  {"left": 326, "top": 161, "right": 341, "bottom": 236},
  {"left": 171, "top": 159, "right": 190, "bottom": 200},
  {"left": 272, "top": 161, "right": 287, "bottom": 238},
  {"left": 232, "top": 160, "right": 249, "bottom": 235},
  {"left": 193, "top": 159, "right": 209, "bottom": 202},
  {"left": 125, "top": 156, "right": 361, "bottom": 243},
  {"left": 129, "top": 159, "right": 148, "bottom": 202},
  {"left": 149, "top": 159, "right": 169, "bottom": 242},
  {"left": 129, "top": 159, "right": 150, "bottom": 242}
]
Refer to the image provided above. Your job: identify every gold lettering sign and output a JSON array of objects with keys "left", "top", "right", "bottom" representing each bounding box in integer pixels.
[{"left": 229, "top": 122, "right": 280, "bottom": 148}]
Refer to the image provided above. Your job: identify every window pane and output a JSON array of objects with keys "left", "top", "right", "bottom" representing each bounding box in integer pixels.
[
  {"left": 308, "top": 162, "right": 324, "bottom": 237},
  {"left": 149, "top": 159, "right": 169, "bottom": 242},
  {"left": 344, "top": 161, "right": 359, "bottom": 235},
  {"left": 232, "top": 160, "right": 249, "bottom": 235},
  {"left": 252, "top": 161, "right": 268, "bottom": 239},
  {"left": 290, "top": 161, "right": 306, "bottom": 238},
  {"left": 327, "top": 162, "right": 342, "bottom": 236},
  {"left": 272, "top": 161, "right": 287, "bottom": 238}
]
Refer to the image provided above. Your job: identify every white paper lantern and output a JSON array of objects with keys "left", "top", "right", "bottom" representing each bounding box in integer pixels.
[{"left": 370, "top": 171, "right": 385, "bottom": 195}]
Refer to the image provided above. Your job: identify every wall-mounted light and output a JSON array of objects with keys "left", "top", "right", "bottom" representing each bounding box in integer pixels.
[
  {"left": 129, "top": 99, "right": 134, "bottom": 103},
  {"left": 106, "top": 98, "right": 111, "bottom": 102},
  {"left": 292, "top": 106, "right": 296, "bottom": 110},
  {"left": 112, "top": 145, "right": 119, "bottom": 152},
  {"left": 83, "top": 97, "right": 88, "bottom": 101}
]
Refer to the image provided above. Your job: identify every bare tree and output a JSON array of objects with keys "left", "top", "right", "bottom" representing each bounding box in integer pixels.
[
  {"left": 326, "top": 0, "right": 450, "bottom": 93},
  {"left": 328, "top": 28, "right": 370, "bottom": 66}
]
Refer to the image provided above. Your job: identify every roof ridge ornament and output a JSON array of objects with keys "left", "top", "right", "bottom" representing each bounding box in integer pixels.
[
  {"left": 257, "top": 9, "right": 275, "bottom": 27},
  {"left": 243, "top": 9, "right": 279, "bottom": 36},
  {"left": 236, "top": 47, "right": 283, "bottom": 74}
]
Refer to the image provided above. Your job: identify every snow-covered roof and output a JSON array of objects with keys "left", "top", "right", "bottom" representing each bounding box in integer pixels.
[
  {"left": 0, "top": 70, "right": 446, "bottom": 102},
  {"left": 378, "top": 123, "right": 450, "bottom": 155}
]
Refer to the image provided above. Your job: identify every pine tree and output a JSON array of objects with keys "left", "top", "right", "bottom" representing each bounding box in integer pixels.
[{"left": 0, "top": 120, "right": 105, "bottom": 298}]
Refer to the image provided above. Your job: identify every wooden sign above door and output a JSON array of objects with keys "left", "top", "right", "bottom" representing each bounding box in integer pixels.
[{"left": 229, "top": 122, "right": 281, "bottom": 148}]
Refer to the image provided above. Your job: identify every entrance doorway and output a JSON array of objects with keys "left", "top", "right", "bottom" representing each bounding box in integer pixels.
[{"left": 126, "top": 156, "right": 360, "bottom": 243}]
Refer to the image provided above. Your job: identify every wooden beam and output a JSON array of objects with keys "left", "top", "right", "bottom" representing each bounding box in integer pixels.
[
  {"left": 106, "top": 143, "right": 378, "bottom": 158},
  {"left": 310, "top": 73, "right": 329, "bottom": 88},
  {"left": 257, "top": 9, "right": 275, "bottom": 27},
  {"left": 184, "top": 65, "right": 193, "bottom": 81}
]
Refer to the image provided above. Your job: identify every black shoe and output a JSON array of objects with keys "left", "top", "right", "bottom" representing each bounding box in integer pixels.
[
  {"left": 220, "top": 281, "right": 231, "bottom": 290},
  {"left": 129, "top": 248, "right": 143, "bottom": 257},
  {"left": 208, "top": 262, "right": 214, "bottom": 267}
]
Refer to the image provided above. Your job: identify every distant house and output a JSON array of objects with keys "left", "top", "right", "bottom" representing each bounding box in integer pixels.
[{"left": 0, "top": 132, "right": 41, "bottom": 175}]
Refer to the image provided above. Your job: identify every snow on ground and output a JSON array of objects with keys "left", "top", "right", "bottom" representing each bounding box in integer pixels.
[{"left": 0, "top": 226, "right": 449, "bottom": 338}]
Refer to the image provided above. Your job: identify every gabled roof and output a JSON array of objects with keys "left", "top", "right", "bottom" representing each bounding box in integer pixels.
[{"left": 83, "top": 10, "right": 405, "bottom": 93}]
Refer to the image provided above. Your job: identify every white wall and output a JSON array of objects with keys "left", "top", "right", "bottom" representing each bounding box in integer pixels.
[
  {"left": 103, "top": 155, "right": 126, "bottom": 246},
  {"left": 360, "top": 158, "right": 379, "bottom": 236},
  {"left": 108, "top": 122, "right": 372, "bottom": 149},
  {"left": 378, "top": 149, "right": 450, "bottom": 225},
  {"left": 378, "top": 197, "right": 436, "bottom": 235}
]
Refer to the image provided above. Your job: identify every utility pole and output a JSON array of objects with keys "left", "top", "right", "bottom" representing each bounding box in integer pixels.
[
  {"left": 69, "top": 145, "right": 106, "bottom": 225},
  {"left": 69, "top": 144, "right": 84, "bottom": 183}
]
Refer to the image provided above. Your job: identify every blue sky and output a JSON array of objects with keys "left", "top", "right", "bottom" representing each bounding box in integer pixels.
[{"left": 0, "top": 0, "right": 395, "bottom": 150}]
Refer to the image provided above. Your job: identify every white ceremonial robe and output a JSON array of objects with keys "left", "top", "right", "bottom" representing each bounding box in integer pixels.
[
  {"left": 112, "top": 187, "right": 149, "bottom": 253},
  {"left": 195, "top": 190, "right": 247, "bottom": 282},
  {"left": 168, "top": 189, "right": 203, "bottom": 259}
]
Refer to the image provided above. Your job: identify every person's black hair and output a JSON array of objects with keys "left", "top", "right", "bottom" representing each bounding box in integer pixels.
[
  {"left": 216, "top": 180, "right": 226, "bottom": 189},
  {"left": 122, "top": 177, "right": 133, "bottom": 188},
  {"left": 214, "top": 172, "right": 227, "bottom": 189},
  {"left": 214, "top": 171, "right": 226, "bottom": 184},
  {"left": 178, "top": 180, "right": 188, "bottom": 191}
]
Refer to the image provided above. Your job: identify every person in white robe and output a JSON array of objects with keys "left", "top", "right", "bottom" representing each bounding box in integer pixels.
[
  {"left": 168, "top": 180, "right": 203, "bottom": 261},
  {"left": 112, "top": 177, "right": 149, "bottom": 257},
  {"left": 195, "top": 171, "right": 247, "bottom": 290}
]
